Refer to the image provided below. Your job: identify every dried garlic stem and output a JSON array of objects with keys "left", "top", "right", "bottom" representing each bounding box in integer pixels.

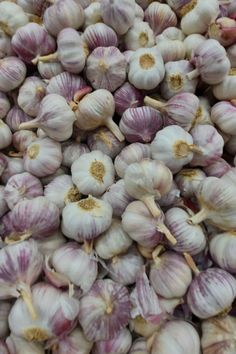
[
  {"left": 144, "top": 96, "right": 165, "bottom": 111},
  {"left": 156, "top": 224, "right": 177, "bottom": 245},
  {"left": 184, "top": 253, "right": 200, "bottom": 275},
  {"left": 142, "top": 195, "right": 161, "bottom": 218}
]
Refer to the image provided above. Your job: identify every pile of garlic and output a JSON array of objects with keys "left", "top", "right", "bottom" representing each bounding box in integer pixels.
[{"left": 1, "top": 0, "right": 236, "bottom": 353}]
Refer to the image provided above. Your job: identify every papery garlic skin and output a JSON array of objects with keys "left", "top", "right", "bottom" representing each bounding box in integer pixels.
[
  {"left": 180, "top": 0, "right": 219, "bottom": 35},
  {"left": 93, "top": 328, "right": 132, "bottom": 354},
  {"left": 83, "top": 23, "right": 118, "bottom": 50},
  {"left": 209, "top": 232, "right": 236, "bottom": 274},
  {"left": 4, "top": 172, "right": 43, "bottom": 210},
  {"left": 0, "top": 119, "right": 12, "bottom": 149},
  {"left": 0, "top": 301, "right": 11, "bottom": 338},
  {"left": 6, "top": 334, "right": 45, "bottom": 354},
  {"left": 62, "top": 196, "right": 113, "bottom": 242},
  {"left": 52, "top": 327, "right": 93, "bottom": 354},
  {"left": 175, "top": 168, "right": 206, "bottom": 198},
  {"left": 145, "top": 2, "right": 177, "bottom": 36},
  {"left": 184, "top": 33, "right": 206, "bottom": 59},
  {"left": 187, "top": 268, "right": 236, "bottom": 319},
  {"left": 71, "top": 150, "right": 115, "bottom": 196},
  {"left": 86, "top": 46, "right": 127, "bottom": 92},
  {"left": 128, "top": 47, "right": 165, "bottom": 90},
  {"left": 79, "top": 279, "right": 131, "bottom": 341},
  {"left": 213, "top": 70, "right": 236, "bottom": 100},
  {"left": 211, "top": 101, "right": 236, "bottom": 135},
  {"left": 0, "top": 57, "right": 26, "bottom": 93},
  {"left": 0, "top": 92, "right": 10, "bottom": 119},
  {"left": 151, "top": 320, "right": 201, "bottom": 354},
  {"left": 100, "top": 0, "right": 136, "bottom": 35},
  {"left": 0, "top": 1, "right": 29, "bottom": 36},
  {"left": 124, "top": 21, "right": 155, "bottom": 51}
]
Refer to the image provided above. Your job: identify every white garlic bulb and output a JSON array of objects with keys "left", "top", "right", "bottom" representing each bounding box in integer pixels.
[
  {"left": 0, "top": 1, "right": 28, "bottom": 36},
  {"left": 209, "top": 232, "right": 236, "bottom": 274},
  {"left": 83, "top": 2, "right": 102, "bottom": 28},
  {"left": 0, "top": 119, "right": 12, "bottom": 149},
  {"left": 184, "top": 33, "right": 206, "bottom": 59},
  {"left": 175, "top": 168, "right": 206, "bottom": 198},
  {"left": 124, "top": 21, "right": 155, "bottom": 51},
  {"left": 213, "top": 70, "right": 236, "bottom": 100}
]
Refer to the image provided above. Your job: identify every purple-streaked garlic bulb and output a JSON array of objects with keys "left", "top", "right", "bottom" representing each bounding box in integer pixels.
[
  {"left": 71, "top": 150, "right": 115, "bottom": 196},
  {"left": 62, "top": 140, "right": 89, "bottom": 168},
  {"left": 93, "top": 328, "right": 132, "bottom": 354},
  {"left": 203, "top": 158, "right": 231, "bottom": 178},
  {"left": 36, "top": 230, "right": 66, "bottom": 257},
  {"left": 128, "top": 47, "right": 165, "bottom": 90},
  {"left": 209, "top": 232, "right": 236, "bottom": 274},
  {"left": 17, "top": 77, "right": 46, "bottom": 117},
  {"left": 0, "top": 1, "right": 28, "bottom": 36},
  {"left": 101, "top": 179, "right": 134, "bottom": 217},
  {"left": 43, "top": 0, "right": 84, "bottom": 37},
  {"left": 114, "top": 82, "right": 143, "bottom": 116},
  {"left": 208, "top": 17, "right": 236, "bottom": 47},
  {"left": 8, "top": 282, "right": 80, "bottom": 341},
  {"left": 83, "top": 23, "right": 118, "bottom": 50},
  {"left": 48, "top": 242, "right": 98, "bottom": 293},
  {"left": 4, "top": 172, "right": 43, "bottom": 210},
  {"left": 124, "top": 21, "right": 155, "bottom": 51},
  {"left": 188, "top": 177, "right": 236, "bottom": 230},
  {"left": 75, "top": 89, "right": 124, "bottom": 142},
  {"left": 106, "top": 246, "right": 144, "bottom": 286},
  {"left": 1, "top": 156, "right": 24, "bottom": 185},
  {"left": 12, "top": 23, "right": 56, "bottom": 64},
  {"left": 0, "top": 92, "right": 10, "bottom": 119},
  {"left": 0, "top": 240, "right": 43, "bottom": 319},
  {"left": 0, "top": 57, "right": 26, "bottom": 93},
  {"left": 100, "top": 0, "right": 136, "bottom": 35},
  {"left": 145, "top": 93, "right": 200, "bottom": 132},
  {"left": 212, "top": 70, "right": 236, "bottom": 100},
  {"left": 165, "top": 207, "right": 206, "bottom": 255},
  {"left": 211, "top": 100, "right": 236, "bottom": 135},
  {"left": 0, "top": 301, "right": 11, "bottom": 338},
  {"left": 86, "top": 47, "right": 127, "bottom": 92},
  {"left": 62, "top": 196, "right": 112, "bottom": 242},
  {"left": 95, "top": 219, "right": 132, "bottom": 260},
  {"left": 0, "top": 30, "right": 13, "bottom": 59},
  {"left": 87, "top": 127, "right": 125, "bottom": 159},
  {"left": 6, "top": 334, "right": 45, "bottom": 354},
  {"left": 84, "top": 1, "right": 102, "bottom": 28},
  {"left": 5, "top": 106, "right": 31, "bottom": 133},
  {"left": 186, "top": 255, "right": 236, "bottom": 319},
  {"left": 190, "top": 125, "right": 224, "bottom": 167},
  {"left": 79, "top": 279, "right": 131, "bottom": 341},
  {"left": 175, "top": 168, "right": 206, "bottom": 198},
  {"left": 145, "top": 2, "right": 177, "bottom": 36},
  {"left": 44, "top": 174, "right": 81, "bottom": 212},
  {"left": 201, "top": 316, "right": 236, "bottom": 354},
  {"left": 166, "top": 0, "right": 193, "bottom": 15},
  {"left": 151, "top": 320, "right": 201, "bottom": 354},
  {"left": 187, "top": 39, "right": 230, "bottom": 85},
  {"left": 114, "top": 143, "right": 151, "bottom": 178},
  {"left": 37, "top": 61, "right": 64, "bottom": 80},
  {"left": 161, "top": 60, "right": 198, "bottom": 100},
  {"left": 19, "top": 94, "right": 76, "bottom": 142},
  {"left": 151, "top": 125, "right": 202, "bottom": 174},
  {"left": 184, "top": 33, "right": 206, "bottom": 59},
  {"left": 0, "top": 186, "right": 8, "bottom": 217},
  {"left": 6, "top": 196, "right": 60, "bottom": 242},
  {"left": 0, "top": 119, "right": 12, "bottom": 149},
  {"left": 158, "top": 181, "right": 181, "bottom": 208},
  {"left": 119, "top": 106, "right": 163, "bottom": 143},
  {"left": 150, "top": 250, "right": 192, "bottom": 299},
  {"left": 124, "top": 159, "right": 173, "bottom": 217},
  {"left": 122, "top": 201, "right": 176, "bottom": 249},
  {"left": 23, "top": 137, "right": 62, "bottom": 178},
  {"left": 12, "top": 131, "right": 37, "bottom": 153}
]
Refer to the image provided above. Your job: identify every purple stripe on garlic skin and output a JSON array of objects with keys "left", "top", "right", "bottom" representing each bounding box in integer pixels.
[
  {"left": 114, "top": 82, "right": 143, "bottom": 116},
  {"left": 4, "top": 172, "right": 43, "bottom": 210},
  {"left": 62, "top": 140, "right": 89, "bottom": 168},
  {"left": 12, "top": 130, "right": 37, "bottom": 153},
  {"left": 1, "top": 157, "right": 25, "bottom": 185},
  {"left": 0, "top": 57, "right": 26, "bottom": 93},
  {"left": 83, "top": 23, "right": 118, "bottom": 51},
  {"left": 79, "top": 279, "right": 131, "bottom": 341},
  {"left": 119, "top": 106, "right": 163, "bottom": 144},
  {"left": 17, "top": 0, "right": 50, "bottom": 16},
  {"left": 0, "top": 212, "right": 14, "bottom": 241},
  {"left": 144, "top": 2, "right": 177, "bottom": 36},
  {"left": 5, "top": 106, "right": 32, "bottom": 133},
  {"left": 203, "top": 158, "right": 231, "bottom": 178},
  {"left": 209, "top": 232, "right": 236, "bottom": 274},
  {"left": 93, "top": 328, "right": 132, "bottom": 354},
  {"left": 0, "top": 92, "right": 10, "bottom": 119}
]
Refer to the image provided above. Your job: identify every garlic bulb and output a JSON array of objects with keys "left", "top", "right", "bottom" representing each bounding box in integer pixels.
[
  {"left": 83, "top": 23, "right": 118, "bottom": 50},
  {"left": 79, "top": 279, "right": 131, "bottom": 341},
  {"left": 0, "top": 119, "right": 12, "bottom": 149},
  {"left": 124, "top": 21, "right": 155, "bottom": 51},
  {"left": 203, "top": 158, "right": 231, "bottom": 178},
  {"left": 211, "top": 100, "right": 236, "bottom": 135},
  {"left": 0, "top": 92, "right": 10, "bottom": 119},
  {"left": 124, "top": 159, "right": 173, "bottom": 217},
  {"left": 6, "top": 106, "right": 31, "bottom": 133},
  {"left": 100, "top": 0, "right": 136, "bottom": 35},
  {"left": 0, "top": 1, "right": 28, "bottom": 36},
  {"left": 184, "top": 33, "right": 206, "bottom": 59},
  {"left": 151, "top": 320, "right": 201, "bottom": 354},
  {"left": 128, "top": 47, "right": 165, "bottom": 90},
  {"left": 115, "top": 143, "right": 151, "bottom": 178},
  {"left": 208, "top": 16, "right": 236, "bottom": 47},
  {"left": 36, "top": 230, "right": 66, "bottom": 257},
  {"left": 6, "top": 334, "right": 45, "bottom": 354},
  {"left": 155, "top": 36, "right": 186, "bottom": 63},
  {"left": 201, "top": 316, "right": 236, "bottom": 354},
  {"left": 37, "top": 61, "right": 64, "bottom": 80},
  {"left": 175, "top": 168, "right": 206, "bottom": 198},
  {"left": 4, "top": 172, "right": 43, "bottom": 210},
  {"left": 8, "top": 282, "right": 80, "bottom": 341},
  {"left": 213, "top": 70, "right": 236, "bottom": 100},
  {"left": 227, "top": 43, "right": 236, "bottom": 67},
  {"left": 93, "top": 328, "right": 132, "bottom": 354},
  {"left": 0, "top": 57, "right": 26, "bottom": 93},
  {"left": 95, "top": 219, "right": 132, "bottom": 260},
  {"left": 187, "top": 39, "right": 230, "bottom": 85},
  {"left": 0, "top": 185, "right": 8, "bottom": 218},
  {"left": 84, "top": 2, "right": 102, "bottom": 28},
  {"left": 0, "top": 29, "right": 13, "bottom": 59},
  {"left": 0, "top": 301, "right": 11, "bottom": 338},
  {"left": 62, "top": 196, "right": 113, "bottom": 242},
  {"left": 161, "top": 60, "right": 198, "bottom": 100},
  {"left": 23, "top": 137, "right": 62, "bottom": 178},
  {"left": 151, "top": 125, "right": 202, "bottom": 173},
  {"left": 158, "top": 181, "right": 181, "bottom": 207},
  {"left": 17, "top": 77, "right": 46, "bottom": 117},
  {"left": 43, "top": 0, "right": 84, "bottom": 37},
  {"left": 145, "top": 2, "right": 177, "bottom": 36},
  {"left": 150, "top": 250, "right": 192, "bottom": 299},
  {"left": 135, "top": 3, "right": 145, "bottom": 21},
  {"left": 209, "top": 232, "right": 236, "bottom": 274},
  {"left": 180, "top": 0, "right": 219, "bottom": 35},
  {"left": 62, "top": 140, "right": 89, "bottom": 168},
  {"left": 1, "top": 156, "right": 24, "bottom": 185},
  {"left": 71, "top": 150, "right": 115, "bottom": 196},
  {"left": 114, "top": 82, "right": 143, "bottom": 116},
  {"left": 86, "top": 46, "right": 127, "bottom": 92},
  {"left": 15, "top": 131, "right": 41, "bottom": 153}
]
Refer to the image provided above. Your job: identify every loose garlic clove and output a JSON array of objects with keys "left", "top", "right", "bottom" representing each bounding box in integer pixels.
[
  {"left": 124, "top": 159, "right": 173, "bottom": 218},
  {"left": 124, "top": 21, "right": 155, "bottom": 51},
  {"left": 86, "top": 46, "right": 127, "bottom": 92},
  {"left": 145, "top": 2, "right": 177, "bottom": 36},
  {"left": 213, "top": 69, "right": 236, "bottom": 100},
  {"left": 114, "top": 82, "right": 143, "bottom": 116},
  {"left": 93, "top": 328, "right": 132, "bottom": 354},
  {"left": 161, "top": 60, "right": 198, "bottom": 100},
  {"left": 184, "top": 33, "right": 206, "bottom": 59},
  {"left": 0, "top": 92, "right": 10, "bottom": 119},
  {"left": 62, "top": 196, "right": 113, "bottom": 242},
  {"left": 209, "top": 232, "right": 236, "bottom": 274},
  {"left": 0, "top": 119, "right": 12, "bottom": 149},
  {"left": 100, "top": 0, "right": 136, "bottom": 35},
  {"left": 180, "top": 0, "right": 219, "bottom": 35},
  {"left": 71, "top": 150, "right": 115, "bottom": 196},
  {"left": 0, "top": 1, "right": 29, "bottom": 36},
  {"left": 6, "top": 334, "right": 45, "bottom": 354},
  {"left": 175, "top": 168, "right": 206, "bottom": 198},
  {"left": 128, "top": 47, "right": 165, "bottom": 90},
  {"left": 0, "top": 57, "right": 26, "bottom": 93},
  {"left": 83, "top": 23, "right": 118, "bottom": 50}
]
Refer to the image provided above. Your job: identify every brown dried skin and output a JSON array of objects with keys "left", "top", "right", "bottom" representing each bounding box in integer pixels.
[{"left": 139, "top": 54, "right": 155, "bottom": 70}]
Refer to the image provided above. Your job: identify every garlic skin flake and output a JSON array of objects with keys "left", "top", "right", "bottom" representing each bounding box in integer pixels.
[{"left": 124, "top": 21, "right": 155, "bottom": 51}]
